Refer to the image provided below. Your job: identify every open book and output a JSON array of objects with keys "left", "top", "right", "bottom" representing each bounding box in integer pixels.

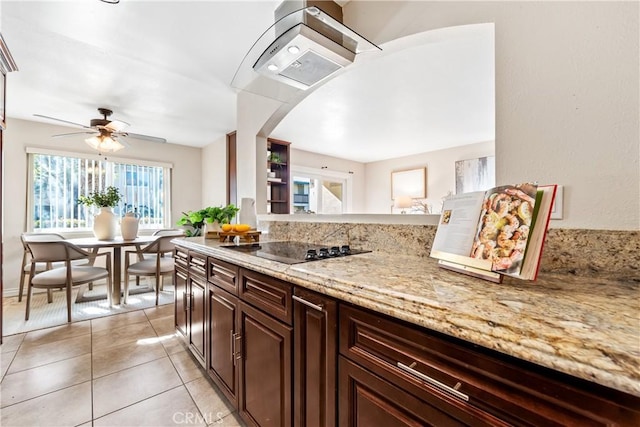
[{"left": 430, "top": 183, "right": 557, "bottom": 281}]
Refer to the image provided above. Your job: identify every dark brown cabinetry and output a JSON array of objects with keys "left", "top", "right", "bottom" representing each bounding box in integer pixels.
[
  {"left": 267, "top": 138, "right": 290, "bottom": 214},
  {"left": 176, "top": 247, "right": 640, "bottom": 427},
  {"left": 339, "top": 304, "right": 640, "bottom": 427},
  {"left": 187, "top": 251, "right": 207, "bottom": 366},
  {"left": 208, "top": 284, "right": 239, "bottom": 406},
  {"left": 239, "top": 300, "right": 292, "bottom": 427},
  {"left": 206, "top": 261, "right": 294, "bottom": 427},
  {"left": 293, "top": 288, "right": 338, "bottom": 427},
  {"left": 173, "top": 247, "right": 189, "bottom": 337},
  {"left": 172, "top": 247, "right": 206, "bottom": 367}
]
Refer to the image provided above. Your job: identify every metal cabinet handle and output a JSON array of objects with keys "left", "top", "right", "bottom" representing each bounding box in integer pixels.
[
  {"left": 292, "top": 295, "right": 324, "bottom": 312},
  {"left": 397, "top": 361, "right": 469, "bottom": 402},
  {"left": 230, "top": 330, "right": 235, "bottom": 363},
  {"left": 183, "top": 292, "right": 189, "bottom": 311},
  {"left": 232, "top": 333, "right": 242, "bottom": 365}
]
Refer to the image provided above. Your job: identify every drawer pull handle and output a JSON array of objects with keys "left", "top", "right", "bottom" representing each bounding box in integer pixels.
[
  {"left": 230, "top": 330, "right": 235, "bottom": 363},
  {"left": 397, "top": 362, "right": 469, "bottom": 402},
  {"left": 233, "top": 333, "right": 242, "bottom": 364},
  {"left": 292, "top": 295, "right": 323, "bottom": 312}
]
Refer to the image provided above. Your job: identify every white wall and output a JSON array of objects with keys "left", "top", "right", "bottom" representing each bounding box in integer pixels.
[
  {"left": 201, "top": 134, "right": 228, "bottom": 207},
  {"left": 291, "top": 148, "right": 366, "bottom": 212},
  {"left": 2, "top": 117, "right": 203, "bottom": 296},
  {"left": 345, "top": 1, "right": 639, "bottom": 230},
  {"left": 365, "top": 141, "right": 494, "bottom": 214}
]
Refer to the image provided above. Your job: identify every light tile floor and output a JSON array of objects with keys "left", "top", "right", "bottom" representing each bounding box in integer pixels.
[{"left": 1, "top": 304, "right": 247, "bottom": 427}]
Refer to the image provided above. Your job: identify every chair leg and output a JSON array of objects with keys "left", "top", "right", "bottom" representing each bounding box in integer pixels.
[
  {"left": 136, "top": 276, "right": 140, "bottom": 287},
  {"left": 66, "top": 283, "right": 72, "bottom": 323},
  {"left": 18, "top": 268, "right": 27, "bottom": 302},
  {"left": 106, "top": 275, "right": 113, "bottom": 307},
  {"left": 25, "top": 281, "right": 33, "bottom": 321},
  {"left": 47, "top": 289, "right": 54, "bottom": 303},
  {"left": 155, "top": 274, "right": 160, "bottom": 305},
  {"left": 88, "top": 282, "right": 94, "bottom": 291},
  {"left": 123, "top": 274, "right": 129, "bottom": 305}
]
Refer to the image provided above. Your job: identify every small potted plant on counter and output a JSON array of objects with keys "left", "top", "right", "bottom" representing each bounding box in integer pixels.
[{"left": 177, "top": 204, "right": 240, "bottom": 237}]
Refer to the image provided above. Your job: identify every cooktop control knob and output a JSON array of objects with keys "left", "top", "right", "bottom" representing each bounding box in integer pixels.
[
  {"left": 340, "top": 245, "right": 351, "bottom": 255},
  {"left": 329, "top": 246, "right": 341, "bottom": 257},
  {"left": 318, "top": 247, "right": 330, "bottom": 258},
  {"left": 305, "top": 249, "right": 318, "bottom": 260}
]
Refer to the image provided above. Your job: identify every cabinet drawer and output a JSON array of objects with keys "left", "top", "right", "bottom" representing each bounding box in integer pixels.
[
  {"left": 240, "top": 269, "right": 292, "bottom": 325},
  {"left": 174, "top": 246, "right": 189, "bottom": 270},
  {"left": 188, "top": 250, "right": 207, "bottom": 278},
  {"left": 208, "top": 257, "right": 239, "bottom": 295},
  {"left": 339, "top": 304, "right": 640, "bottom": 426},
  {"left": 338, "top": 356, "right": 499, "bottom": 427}
]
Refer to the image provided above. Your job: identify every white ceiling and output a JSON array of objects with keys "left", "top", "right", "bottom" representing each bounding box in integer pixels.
[{"left": 1, "top": 0, "right": 494, "bottom": 163}]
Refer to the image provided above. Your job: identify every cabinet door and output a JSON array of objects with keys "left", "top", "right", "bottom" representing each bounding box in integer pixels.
[
  {"left": 239, "top": 301, "right": 292, "bottom": 427},
  {"left": 174, "top": 266, "right": 188, "bottom": 337},
  {"left": 339, "top": 356, "right": 469, "bottom": 427},
  {"left": 208, "top": 285, "right": 239, "bottom": 406},
  {"left": 189, "top": 274, "right": 206, "bottom": 366},
  {"left": 293, "top": 288, "right": 337, "bottom": 427}
]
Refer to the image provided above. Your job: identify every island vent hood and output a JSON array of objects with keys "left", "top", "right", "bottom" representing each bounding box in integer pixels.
[{"left": 231, "top": 0, "right": 380, "bottom": 101}]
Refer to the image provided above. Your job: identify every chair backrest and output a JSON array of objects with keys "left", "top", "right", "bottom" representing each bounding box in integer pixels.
[
  {"left": 152, "top": 228, "right": 186, "bottom": 237},
  {"left": 143, "top": 234, "right": 180, "bottom": 255},
  {"left": 21, "top": 232, "right": 66, "bottom": 251},
  {"left": 25, "top": 240, "right": 89, "bottom": 263}
]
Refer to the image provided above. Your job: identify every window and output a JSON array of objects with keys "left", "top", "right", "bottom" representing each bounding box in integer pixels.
[
  {"left": 290, "top": 166, "right": 352, "bottom": 214},
  {"left": 27, "top": 148, "right": 171, "bottom": 232}
]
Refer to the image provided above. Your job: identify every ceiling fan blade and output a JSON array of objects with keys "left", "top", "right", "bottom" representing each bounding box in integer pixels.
[
  {"left": 34, "top": 114, "right": 91, "bottom": 129},
  {"left": 52, "top": 131, "right": 99, "bottom": 138},
  {"left": 122, "top": 132, "right": 167, "bottom": 144},
  {"left": 105, "top": 120, "right": 130, "bottom": 132}
]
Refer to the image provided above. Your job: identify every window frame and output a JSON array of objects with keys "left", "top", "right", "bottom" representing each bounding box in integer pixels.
[{"left": 26, "top": 147, "right": 173, "bottom": 234}]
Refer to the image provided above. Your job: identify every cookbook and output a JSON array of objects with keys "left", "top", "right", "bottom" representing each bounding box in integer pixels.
[{"left": 430, "top": 183, "right": 557, "bottom": 281}]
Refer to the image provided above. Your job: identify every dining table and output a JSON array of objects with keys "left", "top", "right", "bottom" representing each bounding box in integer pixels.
[{"left": 67, "top": 235, "right": 158, "bottom": 305}]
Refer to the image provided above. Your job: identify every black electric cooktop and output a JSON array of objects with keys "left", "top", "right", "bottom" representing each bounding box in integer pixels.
[{"left": 220, "top": 241, "right": 371, "bottom": 265}]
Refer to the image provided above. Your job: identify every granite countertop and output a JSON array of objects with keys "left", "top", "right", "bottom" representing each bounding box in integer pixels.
[{"left": 174, "top": 237, "right": 640, "bottom": 397}]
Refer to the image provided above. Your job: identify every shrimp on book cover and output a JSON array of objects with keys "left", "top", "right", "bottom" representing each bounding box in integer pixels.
[{"left": 470, "top": 183, "right": 538, "bottom": 274}]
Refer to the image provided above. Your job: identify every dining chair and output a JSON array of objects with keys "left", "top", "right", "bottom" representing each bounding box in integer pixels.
[
  {"left": 131, "top": 229, "right": 185, "bottom": 289},
  {"left": 19, "top": 233, "right": 92, "bottom": 303},
  {"left": 23, "top": 239, "right": 113, "bottom": 322},
  {"left": 124, "top": 234, "right": 180, "bottom": 305}
]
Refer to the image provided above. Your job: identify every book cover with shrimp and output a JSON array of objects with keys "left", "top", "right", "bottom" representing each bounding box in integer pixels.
[{"left": 470, "top": 183, "right": 539, "bottom": 275}]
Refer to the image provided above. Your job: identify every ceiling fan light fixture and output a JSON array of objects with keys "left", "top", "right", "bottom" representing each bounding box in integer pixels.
[{"left": 85, "top": 134, "right": 125, "bottom": 153}]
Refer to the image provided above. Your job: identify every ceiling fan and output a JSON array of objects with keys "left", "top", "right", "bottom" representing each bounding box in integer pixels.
[{"left": 34, "top": 107, "right": 167, "bottom": 152}]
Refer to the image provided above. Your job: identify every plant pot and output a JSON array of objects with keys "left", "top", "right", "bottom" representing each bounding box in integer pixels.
[
  {"left": 206, "top": 220, "right": 222, "bottom": 235},
  {"left": 93, "top": 207, "right": 117, "bottom": 240},
  {"left": 121, "top": 212, "right": 139, "bottom": 240}
]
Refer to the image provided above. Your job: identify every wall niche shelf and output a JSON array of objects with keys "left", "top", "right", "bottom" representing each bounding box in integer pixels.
[{"left": 267, "top": 138, "right": 291, "bottom": 214}]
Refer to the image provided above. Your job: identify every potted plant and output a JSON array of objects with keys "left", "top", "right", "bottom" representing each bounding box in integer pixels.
[
  {"left": 77, "top": 186, "right": 122, "bottom": 240},
  {"left": 177, "top": 204, "right": 240, "bottom": 237}
]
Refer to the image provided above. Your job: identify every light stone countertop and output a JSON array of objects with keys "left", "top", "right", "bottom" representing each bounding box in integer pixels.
[{"left": 175, "top": 237, "right": 640, "bottom": 397}]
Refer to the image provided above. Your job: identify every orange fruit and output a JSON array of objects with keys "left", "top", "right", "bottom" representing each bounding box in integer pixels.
[
  {"left": 221, "top": 224, "right": 233, "bottom": 232},
  {"left": 234, "top": 224, "right": 251, "bottom": 232}
]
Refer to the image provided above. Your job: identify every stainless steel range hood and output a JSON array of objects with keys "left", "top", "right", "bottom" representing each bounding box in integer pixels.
[{"left": 231, "top": 1, "right": 380, "bottom": 102}]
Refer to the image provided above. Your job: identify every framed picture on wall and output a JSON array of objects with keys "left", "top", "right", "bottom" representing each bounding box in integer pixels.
[
  {"left": 391, "top": 167, "right": 426, "bottom": 199},
  {"left": 455, "top": 156, "right": 495, "bottom": 194}
]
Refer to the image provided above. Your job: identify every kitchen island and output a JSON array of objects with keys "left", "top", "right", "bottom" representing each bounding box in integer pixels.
[{"left": 174, "top": 236, "right": 640, "bottom": 426}]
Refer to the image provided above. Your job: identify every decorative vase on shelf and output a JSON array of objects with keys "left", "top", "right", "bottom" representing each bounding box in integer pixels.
[
  {"left": 239, "top": 198, "right": 257, "bottom": 229},
  {"left": 93, "top": 207, "right": 117, "bottom": 240},
  {"left": 121, "top": 212, "right": 139, "bottom": 240}
]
